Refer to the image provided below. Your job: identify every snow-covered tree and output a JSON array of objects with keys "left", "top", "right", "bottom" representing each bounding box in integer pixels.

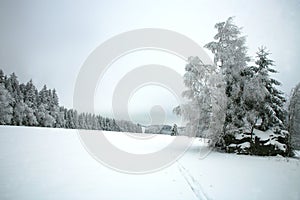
[
  {"left": 174, "top": 56, "right": 226, "bottom": 143},
  {"left": 5, "top": 73, "right": 23, "bottom": 104},
  {"left": 13, "top": 101, "right": 26, "bottom": 125},
  {"left": 111, "top": 119, "right": 120, "bottom": 131},
  {"left": 0, "top": 84, "right": 13, "bottom": 124},
  {"left": 105, "top": 118, "right": 111, "bottom": 131},
  {"left": 174, "top": 57, "right": 211, "bottom": 137},
  {"left": 51, "top": 89, "right": 59, "bottom": 107},
  {"left": 101, "top": 117, "right": 106, "bottom": 130},
  {"left": 65, "top": 109, "right": 78, "bottom": 129},
  {"left": 38, "top": 85, "right": 50, "bottom": 107},
  {"left": 288, "top": 82, "right": 300, "bottom": 149},
  {"left": 58, "top": 107, "right": 67, "bottom": 128},
  {"left": 78, "top": 113, "right": 87, "bottom": 129},
  {"left": 171, "top": 124, "right": 178, "bottom": 136},
  {"left": 254, "top": 47, "right": 286, "bottom": 130},
  {"left": 4, "top": 73, "right": 27, "bottom": 125},
  {"left": 205, "top": 17, "right": 250, "bottom": 131},
  {"left": 23, "top": 105, "right": 38, "bottom": 126},
  {"left": 36, "top": 104, "right": 55, "bottom": 127},
  {"left": 91, "top": 114, "right": 99, "bottom": 130},
  {"left": 97, "top": 115, "right": 104, "bottom": 130},
  {"left": 242, "top": 67, "right": 267, "bottom": 137},
  {"left": 48, "top": 89, "right": 61, "bottom": 127},
  {"left": 0, "top": 69, "right": 5, "bottom": 84},
  {"left": 24, "top": 80, "right": 38, "bottom": 109}
]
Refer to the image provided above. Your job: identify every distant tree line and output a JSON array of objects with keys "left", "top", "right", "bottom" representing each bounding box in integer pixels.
[{"left": 0, "top": 69, "right": 142, "bottom": 133}]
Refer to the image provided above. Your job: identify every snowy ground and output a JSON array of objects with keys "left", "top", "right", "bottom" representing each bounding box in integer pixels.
[{"left": 0, "top": 126, "right": 299, "bottom": 200}]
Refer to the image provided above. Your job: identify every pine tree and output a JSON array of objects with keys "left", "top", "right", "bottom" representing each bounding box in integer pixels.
[
  {"left": 78, "top": 113, "right": 86, "bottom": 129},
  {"left": 0, "top": 84, "right": 13, "bottom": 124},
  {"left": 105, "top": 118, "right": 111, "bottom": 131},
  {"left": 86, "top": 113, "right": 92, "bottom": 129},
  {"left": 0, "top": 69, "right": 5, "bottom": 84},
  {"left": 13, "top": 101, "right": 26, "bottom": 125},
  {"left": 97, "top": 115, "right": 103, "bottom": 130},
  {"left": 171, "top": 124, "right": 178, "bottom": 136},
  {"left": 101, "top": 117, "right": 106, "bottom": 130},
  {"left": 255, "top": 47, "right": 286, "bottom": 130},
  {"left": 38, "top": 85, "right": 49, "bottom": 106},
  {"left": 5, "top": 73, "right": 23, "bottom": 104},
  {"left": 91, "top": 114, "right": 98, "bottom": 130},
  {"left": 5, "top": 73, "right": 26, "bottom": 125},
  {"left": 36, "top": 85, "right": 51, "bottom": 127},
  {"left": 66, "top": 109, "right": 77, "bottom": 129},
  {"left": 205, "top": 17, "right": 250, "bottom": 132},
  {"left": 49, "top": 89, "right": 60, "bottom": 127},
  {"left": 23, "top": 105, "right": 38, "bottom": 126},
  {"left": 56, "top": 106, "right": 66, "bottom": 128},
  {"left": 111, "top": 119, "right": 120, "bottom": 131},
  {"left": 36, "top": 103, "right": 55, "bottom": 127},
  {"left": 51, "top": 89, "right": 59, "bottom": 107},
  {"left": 24, "top": 80, "right": 38, "bottom": 109}
]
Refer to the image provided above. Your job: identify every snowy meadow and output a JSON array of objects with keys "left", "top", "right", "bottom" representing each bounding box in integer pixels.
[{"left": 0, "top": 126, "right": 299, "bottom": 200}]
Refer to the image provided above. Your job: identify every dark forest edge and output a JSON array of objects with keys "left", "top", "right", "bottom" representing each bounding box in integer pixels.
[{"left": 0, "top": 69, "right": 142, "bottom": 133}]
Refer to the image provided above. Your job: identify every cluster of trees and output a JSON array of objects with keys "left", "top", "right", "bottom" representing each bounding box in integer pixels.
[
  {"left": 175, "top": 17, "right": 299, "bottom": 152},
  {"left": 0, "top": 69, "right": 142, "bottom": 133}
]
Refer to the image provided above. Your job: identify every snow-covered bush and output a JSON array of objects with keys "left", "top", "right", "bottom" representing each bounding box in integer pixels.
[{"left": 225, "top": 127, "right": 291, "bottom": 156}]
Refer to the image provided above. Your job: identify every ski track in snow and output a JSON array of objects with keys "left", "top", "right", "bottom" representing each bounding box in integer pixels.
[{"left": 177, "top": 161, "right": 209, "bottom": 200}]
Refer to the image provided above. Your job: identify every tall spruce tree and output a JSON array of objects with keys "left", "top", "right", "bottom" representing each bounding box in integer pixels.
[
  {"left": 5, "top": 73, "right": 26, "bottom": 125},
  {"left": 24, "top": 80, "right": 38, "bottom": 109},
  {"left": 0, "top": 83, "right": 13, "bottom": 124},
  {"left": 205, "top": 17, "right": 250, "bottom": 133},
  {"left": 23, "top": 80, "right": 39, "bottom": 126},
  {"left": 254, "top": 47, "right": 286, "bottom": 130},
  {"left": 0, "top": 69, "right": 6, "bottom": 84}
]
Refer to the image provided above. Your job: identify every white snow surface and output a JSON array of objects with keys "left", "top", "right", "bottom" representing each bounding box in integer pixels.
[{"left": 0, "top": 126, "right": 300, "bottom": 200}]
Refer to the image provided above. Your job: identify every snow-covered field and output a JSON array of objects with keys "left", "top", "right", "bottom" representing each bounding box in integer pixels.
[{"left": 0, "top": 126, "right": 299, "bottom": 200}]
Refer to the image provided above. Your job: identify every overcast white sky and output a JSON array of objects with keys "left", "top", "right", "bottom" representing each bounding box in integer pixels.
[{"left": 0, "top": 0, "right": 299, "bottom": 125}]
